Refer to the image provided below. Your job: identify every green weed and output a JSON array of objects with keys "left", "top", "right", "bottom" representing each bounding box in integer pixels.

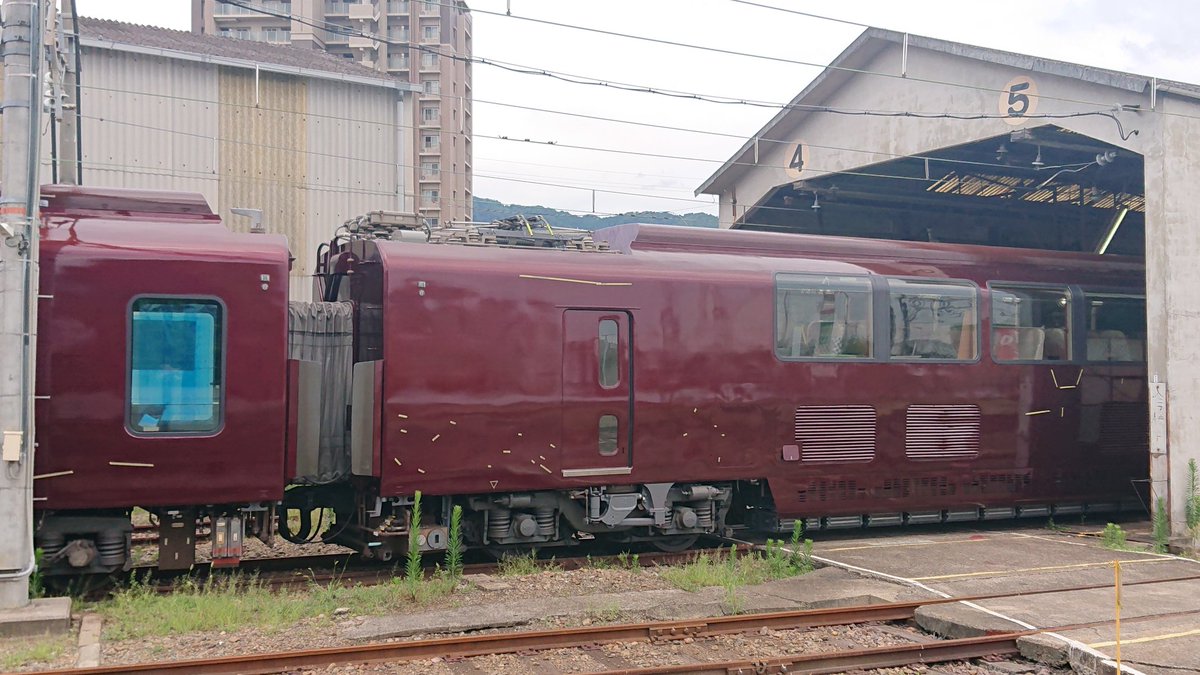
[
  {"left": 1101, "top": 522, "right": 1128, "bottom": 550},
  {"left": 616, "top": 551, "right": 640, "bottom": 571},
  {"left": 406, "top": 492, "right": 423, "bottom": 582},
  {"left": 1153, "top": 497, "right": 1171, "bottom": 553},
  {"left": 29, "top": 548, "right": 44, "bottom": 599},
  {"left": 445, "top": 504, "right": 463, "bottom": 579},
  {"left": 1187, "top": 459, "right": 1200, "bottom": 535}
]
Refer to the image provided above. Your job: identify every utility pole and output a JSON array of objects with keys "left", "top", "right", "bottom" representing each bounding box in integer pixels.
[
  {"left": 57, "top": 0, "right": 79, "bottom": 185},
  {"left": 0, "top": 0, "right": 45, "bottom": 609}
]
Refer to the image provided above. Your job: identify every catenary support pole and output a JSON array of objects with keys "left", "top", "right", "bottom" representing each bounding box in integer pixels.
[
  {"left": 0, "top": 0, "right": 44, "bottom": 609},
  {"left": 58, "top": 0, "right": 79, "bottom": 185}
]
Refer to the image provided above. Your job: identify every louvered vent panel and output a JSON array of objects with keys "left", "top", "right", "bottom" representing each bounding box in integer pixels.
[
  {"left": 794, "top": 406, "right": 876, "bottom": 463},
  {"left": 1099, "top": 402, "right": 1149, "bottom": 454},
  {"left": 906, "top": 405, "right": 981, "bottom": 460}
]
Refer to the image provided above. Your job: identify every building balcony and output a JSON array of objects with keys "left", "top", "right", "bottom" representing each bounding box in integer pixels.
[
  {"left": 387, "top": 1, "right": 410, "bottom": 13},
  {"left": 348, "top": 3, "right": 379, "bottom": 21}
]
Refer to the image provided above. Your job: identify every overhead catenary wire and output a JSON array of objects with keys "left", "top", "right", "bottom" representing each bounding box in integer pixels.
[
  {"left": 75, "top": 91, "right": 1117, "bottom": 220},
  {"left": 75, "top": 80, "right": 1097, "bottom": 181},
  {"left": 75, "top": 112, "right": 719, "bottom": 207},
  {"left": 220, "top": 0, "right": 1146, "bottom": 128},
  {"left": 75, "top": 3, "right": 1136, "bottom": 218},
  {"left": 421, "top": 0, "right": 1169, "bottom": 121}
]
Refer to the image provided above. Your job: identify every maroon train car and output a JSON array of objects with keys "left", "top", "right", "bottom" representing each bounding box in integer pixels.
[{"left": 31, "top": 186, "right": 1149, "bottom": 573}]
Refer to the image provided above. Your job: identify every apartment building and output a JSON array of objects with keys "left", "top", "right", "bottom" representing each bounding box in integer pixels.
[{"left": 193, "top": 0, "right": 472, "bottom": 225}]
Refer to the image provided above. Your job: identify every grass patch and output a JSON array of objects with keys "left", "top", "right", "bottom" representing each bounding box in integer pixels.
[
  {"left": 662, "top": 536, "right": 814, "bottom": 596},
  {"left": 496, "top": 550, "right": 560, "bottom": 577},
  {"left": 1, "top": 637, "right": 69, "bottom": 670},
  {"left": 96, "top": 572, "right": 456, "bottom": 641}
]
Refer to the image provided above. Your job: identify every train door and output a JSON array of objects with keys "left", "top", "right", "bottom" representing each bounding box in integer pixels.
[{"left": 561, "top": 310, "right": 633, "bottom": 476}]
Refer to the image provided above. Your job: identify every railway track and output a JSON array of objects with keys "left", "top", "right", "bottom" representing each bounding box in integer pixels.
[{"left": 39, "top": 575, "right": 1200, "bottom": 675}]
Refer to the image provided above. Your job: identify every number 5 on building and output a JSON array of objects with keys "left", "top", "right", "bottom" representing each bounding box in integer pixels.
[{"left": 1000, "top": 76, "right": 1039, "bottom": 125}]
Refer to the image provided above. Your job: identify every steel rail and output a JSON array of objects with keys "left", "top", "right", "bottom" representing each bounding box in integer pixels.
[
  {"left": 585, "top": 632, "right": 1030, "bottom": 674},
  {"left": 35, "top": 575, "right": 1200, "bottom": 675},
  {"left": 597, "top": 605, "right": 1200, "bottom": 675}
]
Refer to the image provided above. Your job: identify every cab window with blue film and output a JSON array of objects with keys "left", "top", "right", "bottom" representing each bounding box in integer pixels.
[{"left": 128, "top": 298, "right": 223, "bottom": 434}]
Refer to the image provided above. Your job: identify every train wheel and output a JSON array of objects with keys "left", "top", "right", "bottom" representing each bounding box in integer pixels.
[{"left": 650, "top": 535, "right": 699, "bottom": 553}]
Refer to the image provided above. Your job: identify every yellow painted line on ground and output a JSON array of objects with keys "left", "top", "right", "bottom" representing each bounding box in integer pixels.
[
  {"left": 823, "top": 537, "right": 992, "bottom": 553},
  {"left": 1091, "top": 628, "right": 1200, "bottom": 649},
  {"left": 911, "top": 557, "right": 1171, "bottom": 581}
]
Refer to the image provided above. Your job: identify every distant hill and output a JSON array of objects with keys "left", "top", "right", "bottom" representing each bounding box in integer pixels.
[{"left": 472, "top": 197, "right": 717, "bottom": 230}]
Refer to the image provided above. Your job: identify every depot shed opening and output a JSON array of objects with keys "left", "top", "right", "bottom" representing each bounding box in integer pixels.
[{"left": 698, "top": 28, "right": 1200, "bottom": 542}]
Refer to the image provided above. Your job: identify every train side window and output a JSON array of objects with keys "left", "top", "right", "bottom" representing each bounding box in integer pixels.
[
  {"left": 775, "top": 274, "right": 872, "bottom": 359},
  {"left": 598, "top": 414, "right": 619, "bottom": 456},
  {"left": 990, "top": 285, "right": 1071, "bottom": 362},
  {"left": 598, "top": 319, "right": 619, "bottom": 388},
  {"left": 888, "top": 279, "right": 978, "bottom": 360},
  {"left": 1085, "top": 294, "right": 1146, "bottom": 362},
  {"left": 128, "top": 297, "right": 224, "bottom": 434}
]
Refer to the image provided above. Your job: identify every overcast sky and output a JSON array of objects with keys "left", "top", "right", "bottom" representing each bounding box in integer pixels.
[{"left": 84, "top": 0, "right": 1198, "bottom": 217}]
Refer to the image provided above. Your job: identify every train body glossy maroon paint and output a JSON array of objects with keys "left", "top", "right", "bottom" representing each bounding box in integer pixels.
[
  {"left": 31, "top": 185, "right": 1147, "bottom": 564},
  {"left": 34, "top": 186, "right": 290, "bottom": 510},
  {"left": 356, "top": 223, "right": 1146, "bottom": 519}
]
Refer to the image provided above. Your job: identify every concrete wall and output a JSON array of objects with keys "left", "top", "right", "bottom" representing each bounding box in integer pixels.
[
  {"left": 1143, "top": 96, "right": 1200, "bottom": 534},
  {"left": 717, "top": 41, "right": 1153, "bottom": 227}
]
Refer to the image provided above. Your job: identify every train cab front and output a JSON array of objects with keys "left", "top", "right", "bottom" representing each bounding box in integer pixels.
[{"left": 32, "top": 186, "right": 292, "bottom": 576}]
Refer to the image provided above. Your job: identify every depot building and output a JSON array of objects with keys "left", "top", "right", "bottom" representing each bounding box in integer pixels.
[{"left": 696, "top": 28, "right": 1200, "bottom": 542}]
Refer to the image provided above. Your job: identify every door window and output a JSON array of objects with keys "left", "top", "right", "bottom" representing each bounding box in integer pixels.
[
  {"left": 598, "top": 319, "right": 619, "bottom": 388},
  {"left": 598, "top": 414, "right": 619, "bottom": 456}
]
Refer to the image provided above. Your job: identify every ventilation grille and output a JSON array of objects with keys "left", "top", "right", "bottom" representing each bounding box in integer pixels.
[
  {"left": 905, "top": 405, "right": 981, "bottom": 461},
  {"left": 796, "top": 479, "right": 864, "bottom": 503},
  {"left": 794, "top": 406, "right": 876, "bottom": 463},
  {"left": 1099, "top": 402, "right": 1149, "bottom": 454}
]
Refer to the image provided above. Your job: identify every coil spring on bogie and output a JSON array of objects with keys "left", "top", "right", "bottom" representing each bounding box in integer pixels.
[
  {"left": 488, "top": 507, "right": 512, "bottom": 541},
  {"left": 95, "top": 530, "right": 126, "bottom": 567},
  {"left": 36, "top": 532, "right": 65, "bottom": 562},
  {"left": 535, "top": 507, "right": 556, "bottom": 536},
  {"left": 695, "top": 502, "right": 714, "bottom": 530}
]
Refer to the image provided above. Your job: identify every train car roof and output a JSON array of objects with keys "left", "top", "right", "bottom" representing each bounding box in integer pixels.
[
  {"left": 594, "top": 223, "right": 1145, "bottom": 271},
  {"left": 38, "top": 184, "right": 289, "bottom": 260}
]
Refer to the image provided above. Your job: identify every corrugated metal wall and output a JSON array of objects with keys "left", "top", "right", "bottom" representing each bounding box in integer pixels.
[
  {"left": 304, "top": 78, "right": 404, "bottom": 300},
  {"left": 80, "top": 48, "right": 220, "bottom": 203},
  {"left": 217, "top": 67, "right": 309, "bottom": 284},
  {"left": 34, "top": 46, "right": 408, "bottom": 301}
]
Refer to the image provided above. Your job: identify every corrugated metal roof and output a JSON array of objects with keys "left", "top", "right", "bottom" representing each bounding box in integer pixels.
[{"left": 79, "top": 16, "right": 389, "bottom": 82}]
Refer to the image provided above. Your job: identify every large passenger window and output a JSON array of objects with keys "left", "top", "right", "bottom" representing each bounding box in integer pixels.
[
  {"left": 776, "top": 274, "right": 872, "bottom": 359},
  {"left": 991, "top": 285, "right": 1071, "bottom": 362},
  {"left": 1085, "top": 294, "right": 1146, "bottom": 362},
  {"left": 128, "top": 298, "right": 224, "bottom": 434},
  {"left": 888, "top": 279, "right": 978, "bottom": 360}
]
